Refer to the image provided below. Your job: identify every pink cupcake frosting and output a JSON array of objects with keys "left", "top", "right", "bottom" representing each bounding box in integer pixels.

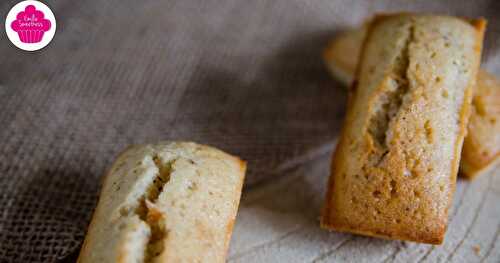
[{"left": 11, "top": 5, "right": 51, "bottom": 43}]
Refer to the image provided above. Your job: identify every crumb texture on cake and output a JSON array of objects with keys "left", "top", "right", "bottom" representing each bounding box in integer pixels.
[
  {"left": 461, "top": 70, "right": 500, "bottom": 178},
  {"left": 78, "top": 141, "right": 246, "bottom": 263},
  {"left": 322, "top": 14, "right": 484, "bottom": 244}
]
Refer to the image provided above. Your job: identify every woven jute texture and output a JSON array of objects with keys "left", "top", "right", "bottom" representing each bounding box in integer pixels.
[{"left": 0, "top": 0, "right": 498, "bottom": 262}]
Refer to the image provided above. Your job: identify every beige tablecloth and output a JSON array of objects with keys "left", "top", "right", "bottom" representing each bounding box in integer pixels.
[{"left": 0, "top": 0, "right": 498, "bottom": 262}]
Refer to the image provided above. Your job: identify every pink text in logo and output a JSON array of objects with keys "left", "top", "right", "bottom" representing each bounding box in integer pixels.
[{"left": 10, "top": 5, "right": 51, "bottom": 43}]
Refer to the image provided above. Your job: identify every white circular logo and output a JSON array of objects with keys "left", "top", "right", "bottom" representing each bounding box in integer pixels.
[{"left": 5, "top": 1, "right": 56, "bottom": 51}]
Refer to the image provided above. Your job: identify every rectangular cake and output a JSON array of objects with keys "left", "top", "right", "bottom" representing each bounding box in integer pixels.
[
  {"left": 78, "top": 141, "right": 246, "bottom": 262},
  {"left": 460, "top": 70, "right": 500, "bottom": 178},
  {"left": 321, "top": 14, "right": 485, "bottom": 244}
]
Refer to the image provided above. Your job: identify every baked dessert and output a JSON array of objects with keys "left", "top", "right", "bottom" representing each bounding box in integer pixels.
[
  {"left": 321, "top": 14, "right": 486, "bottom": 244},
  {"left": 78, "top": 142, "right": 246, "bottom": 263},
  {"left": 324, "top": 25, "right": 499, "bottom": 179},
  {"left": 323, "top": 27, "right": 366, "bottom": 85},
  {"left": 461, "top": 70, "right": 500, "bottom": 178}
]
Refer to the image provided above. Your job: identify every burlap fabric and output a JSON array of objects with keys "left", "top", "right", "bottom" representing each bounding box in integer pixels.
[{"left": 0, "top": 0, "right": 498, "bottom": 262}]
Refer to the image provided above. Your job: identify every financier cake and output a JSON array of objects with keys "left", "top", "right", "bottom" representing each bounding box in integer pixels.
[
  {"left": 321, "top": 14, "right": 486, "bottom": 244},
  {"left": 78, "top": 141, "right": 246, "bottom": 263}
]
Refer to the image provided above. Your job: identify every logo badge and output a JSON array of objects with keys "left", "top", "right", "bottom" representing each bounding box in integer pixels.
[{"left": 5, "top": 1, "right": 56, "bottom": 51}]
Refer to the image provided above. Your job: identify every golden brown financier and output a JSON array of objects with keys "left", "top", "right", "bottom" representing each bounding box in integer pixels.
[
  {"left": 324, "top": 25, "right": 499, "bottom": 179},
  {"left": 461, "top": 70, "right": 500, "bottom": 178},
  {"left": 321, "top": 14, "right": 486, "bottom": 244},
  {"left": 78, "top": 142, "right": 246, "bottom": 263}
]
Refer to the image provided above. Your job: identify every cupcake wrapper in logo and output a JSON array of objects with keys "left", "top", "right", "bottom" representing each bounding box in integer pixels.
[{"left": 11, "top": 5, "right": 51, "bottom": 44}]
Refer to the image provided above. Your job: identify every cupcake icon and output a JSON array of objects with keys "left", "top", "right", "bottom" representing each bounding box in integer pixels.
[{"left": 10, "top": 5, "right": 51, "bottom": 43}]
